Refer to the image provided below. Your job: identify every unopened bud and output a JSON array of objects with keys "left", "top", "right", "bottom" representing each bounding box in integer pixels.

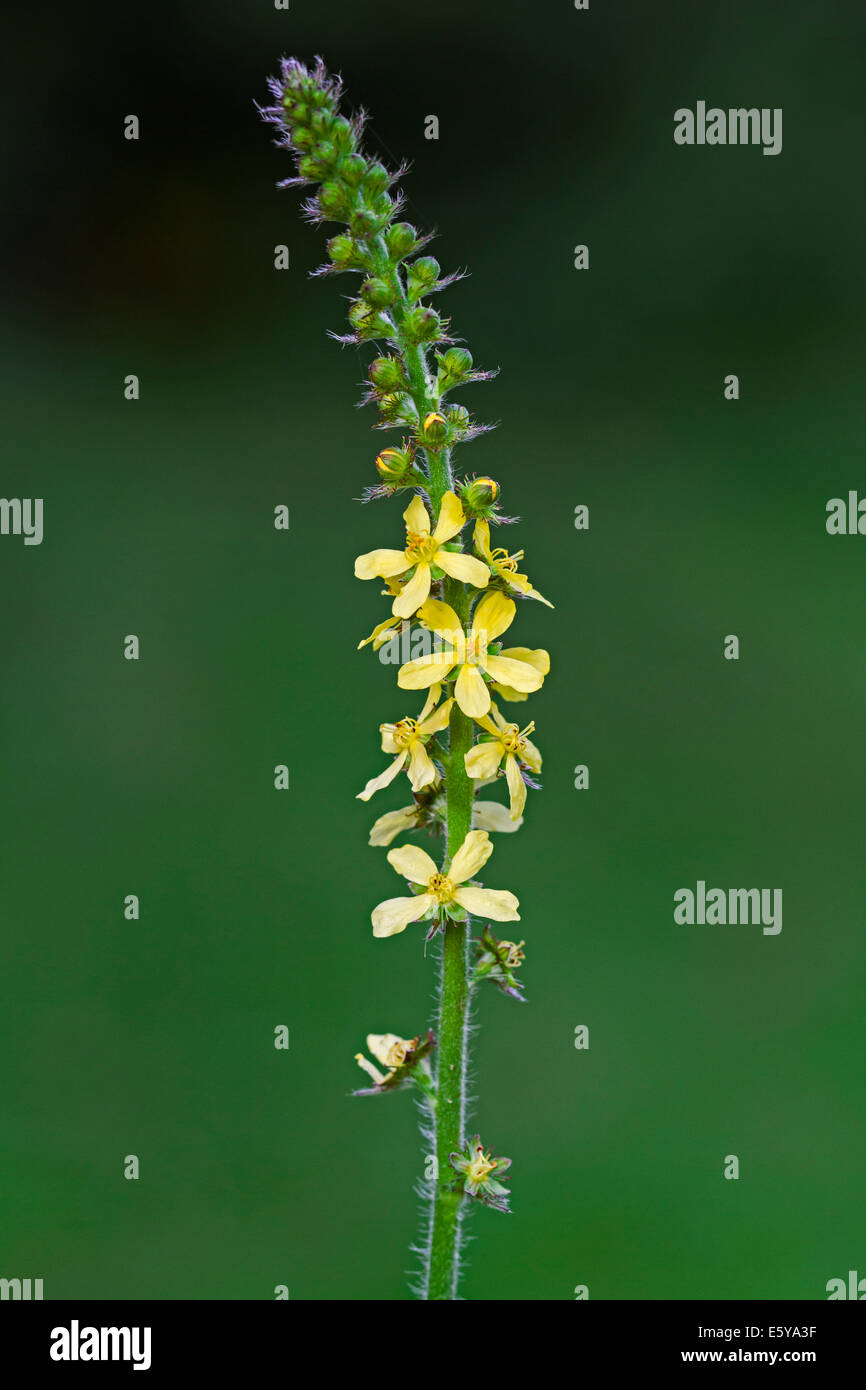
[
  {"left": 369, "top": 356, "right": 405, "bottom": 391},
  {"left": 361, "top": 277, "right": 395, "bottom": 307},
  {"left": 376, "top": 447, "right": 413, "bottom": 483},
  {"left": 386, "top": 222, "right": 419, "bottom": 260},
  {"left": 403, "top": 306, "right": 442, "bottom": 343},
  {"left": 461, "top": 476, "right": 500, "bottom": 512},
  {"left": 421, "top": 411, "right": 448, "bottom": 445}
]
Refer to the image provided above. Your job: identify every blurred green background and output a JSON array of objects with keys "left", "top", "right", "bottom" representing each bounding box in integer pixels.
[{"left": 2, "top": 0, "right": 864, "bottom": 1300}]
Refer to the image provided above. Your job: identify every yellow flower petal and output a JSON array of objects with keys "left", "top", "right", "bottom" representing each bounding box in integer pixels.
[
  {"left": 454, "top": 661, "right": 491, "bottom": 717},
  {"left": 498, "top": 646, "right": 550, "bottom": 676},
  {"left": 505, "top": 754, "right": 527, "bottom": 820},
  {"left": 367, "top": 1033, "right": 412, "bottom": 1068},
  {"left": 403, "top": 493, "right": 431, "bottom": 537},
  {"left": 398, "top": 651, "right": 458, "bottom": 690},
  {"left": 472, "top": 800, "right": 522, "bottom": 834},
  {"left": 408, "top": 740, "right": 437, "bottom": 792},
  {"left": 417, "top": 696, "right": 454, "bottom": 736},
  {"left": 453, "top": 885, "right": 520, "bottom": 921},
  {"left": 356, "top": 751, "right": 408, "bottom": 802},
  {"left": 448, "top": 829, "right": 494, "bottom": 884},
  {"left": 464, "top": 741, "right": 504, "bottom": 781},
  {"left": 527, "top": 586, "right": 554, "bottom": 609},
  {"left": 471, "top": 589, "right": 516, "bottom": 641},
  {"left": 416, "top": 684, "right": 442, "bottom": 723},
  {"left": 386, "top": 843, "right": 438, "bottom": 884},
  {"left": 355, "top": 548, "right": 409, "bottom": 580},
  {"left": 416, "top": 597, "right": 462, "bottom": 644},
  {"left": 473, "top": 517, "right": 493, "bottom": 561},
  {"left": 392, "top": 561, "right": 432, "bottom": 617},
  {"left": 436, "top": 549, "right": 491, "bottom": 589},
  {"left": 356, "top": 1053, "right": 387, "bottom": 1084},
  {"left": 372, "top": 894, "right": 435, "bottom": 938},
  {"left": 369, "top": 806, "right": 418, "bottom": 847},
  {"left": 483, "top": 653, "right": 544, "bottom": 692},
  {"left": 432, "top": 490, "right": 466, "bottom": 544},
  {"left": 358, "top": 615, "right": 399, "bottom": 650},
  {"left": 521, "top": 736, "right": 543, "bottom": 771}
]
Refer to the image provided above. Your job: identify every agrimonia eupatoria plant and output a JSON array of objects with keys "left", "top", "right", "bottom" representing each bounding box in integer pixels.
[{"left": 260, "top": 57, "right": 553, "bottom": 1301}]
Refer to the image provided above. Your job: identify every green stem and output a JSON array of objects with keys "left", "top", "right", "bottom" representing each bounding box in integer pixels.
[{"left": 373, "top": 235, "right": 472, "bottom": 1300}]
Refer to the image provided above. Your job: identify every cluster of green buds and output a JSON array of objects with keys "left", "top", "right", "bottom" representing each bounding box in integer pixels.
[
  {"left": 449, "top": 1136, "right": 513, "bottom": 1213},
  {"left": 472, "top": 925, "right": 527, "bottom": 1001},
  {"left": 259, "top": 57, "right": 499, "bottom": 504}
]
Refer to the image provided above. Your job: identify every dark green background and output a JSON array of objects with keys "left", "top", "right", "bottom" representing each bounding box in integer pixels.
[{"left": 2, "top": 0, "right": 863, "bottom": 1299}]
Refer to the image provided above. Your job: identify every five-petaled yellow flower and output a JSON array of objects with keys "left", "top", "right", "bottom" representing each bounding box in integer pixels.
[
  {"left": 357, "top": 685, "right": 454, "bottom": 801},
  {"left": 371, "top": 829, "right": 520, "bottom": 938},
  {"left": 474, "top": 519, "right": 553, "bottom": 608},
  {"left": 355, "top": 492, "right": 490, "bottom": 619},
  {"left": 464, "top": 704, "right": 542, "bottom": 819},
  {"left": 398, "top": 591, "right": 548, "bottom": 718}
]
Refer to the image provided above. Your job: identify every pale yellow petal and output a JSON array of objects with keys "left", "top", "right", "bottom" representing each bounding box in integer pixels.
[
  {"left": 358, "top": 616, "right": 399, "bottom": 650},
  {"left": 355, "top": 548, "right": 409, "bottom": 580},
  {"left": 453, "top": 885, "right": 520, "bottom": 921},
  {"left": 483, "top": 653, "right": 544, "bottom": 692},
  {"left": 403, "top": 493, "right": 431, "bottom": 537},
  {"left": 464, "top": 741, "right": 504, "bottom": 781},
  {"left": 471, "top": 589, "right": 516, "bottom": 641},
  {"left": 356, "top": 751, "right": 407, "bottom": 802},
  {"left": 436, "top": 549, "right": 491, "bottom": 589},
  {"left": 432, "top": 490, "right": 466, "bottom": 544},
  {"left": 367, "top": 1033, "right": 412, "bottom": 1068},
  {"left": 407, "top": 740, "right": 437, "bottom": 792},
  {"left": 473, "top": 517, "right": 492, "bottom": 561},
  {"left": 521, "top": 736, "right": 542, "bottom": 771},
  {"left": 416, "top": 597, "right": 463, "bottom": 644},
  {"left": 505, "top": 754, "right": 527, "bottom": 820},
  {"left": 356, "top": 1053, "right": 386, "bottom": 1084},
  {"left": 498, "top": 646, "right": 550, "bottom": 676},
  {"left": 416, "top": 684, "right": 441, "bottom": 724},
  {"left": 448, "top": 829, "right": 494, "bottom": 885},
  {"left": 369, "top": 806, "right": 418, "bottom": 847},
  {"left": 454, "top": 661, "right": 491, "bottom": 717},
  {"left": 392, "top": 562, "right": 432, "bottom": 618},
  {"left": 372, "top": 894, "right": 434, "bottom": 938},
  {"left": 398, "top": 651, "right": 458, "bottom": 690},
  {"left": 417, "top": 696, "right": 453, "bottom": 736},
  {"left": 386, "top": 843, "right": 438, "bottom": 884},
  {"left": 527, "top": 586, "right": 554, "bottom": 608},
  {"left": 472, "top": 800, "right": 523, "bottom": 834}
]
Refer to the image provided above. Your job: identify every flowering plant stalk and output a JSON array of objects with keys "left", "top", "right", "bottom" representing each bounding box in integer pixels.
[{"left": 260, "top": 58, "right": 552, "bottom": 1301}]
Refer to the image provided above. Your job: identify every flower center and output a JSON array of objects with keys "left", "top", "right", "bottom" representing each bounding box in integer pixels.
[
  {"left": 405, "top": 532, "right": 439, "bottom": 564},
  {"left": 465, "top": 631, "right": 488, "bottom": 665},
  {"left": 500, "top": 940, "right": 525, "bottom": 969},
  {"left": 500, "top": 720, "right": 534, "bottom": 755},
  {"left": 491, "top": 546, "right": 524, "bottom": 574},
  {"left": 392, "top": 717, "right": 419, "bottom": 747},
  {"left": 467, "top": 1147, "right": 496, "bottom": 1183},
  {"left": 384, "top": 1039, "right": 411, "bottom": 1068},
  {"left": 427, "top": 872, "right": 455, "bottom": 903}
]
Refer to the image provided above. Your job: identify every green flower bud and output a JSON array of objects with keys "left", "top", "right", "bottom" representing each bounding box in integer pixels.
[
  {"left": 330, "top": 116, "right": 355, "bottom": 152},
  {"left": 361, "top": 277, "right": 395, "bottom": 308},
  {"left": 349, "top": 300, "right": 392, "bottom": 340},
  {"left": 350, "top": 207, "right": 385, "bottom": 239},
  {"left": 461, "top": 476, "right": 499, "bottom": 510},
  {"left": 375, "top": 447, "right": 413, "bottom": 483},
  {"left": 406, "top": 256, "right": 440, "bottom": 301},
  {"left": 290, "top": 126, "right": 315, "bottom": 151},
  {"left": 363, "top": 162, "right": 390, "bottom": 197},
  {"left": 420, "top": 411, "right": 448, "bottom": 446},
  {"left": 446, "top": 404, "right": 471, "bottom": 432},
  {"left": 339, "top": 153, "right": 368, "bottom": 187},
  {"left": 403, "top": 306, "right": 442, "bottom": 343},
  {"left": 318, "top": 181, "right": 350, "bottom": 219},
  {"left": 369, "top": 357, "right": 405, "bottom": 391},
  {"left": 289, "top": 101, "right": 310, "bottom": 126},
  {"left": 385, "top": 222, "right": 419, "bottom": 260},
  {"left": 309, "top": 109, "right": 333, "bottom": 135}
]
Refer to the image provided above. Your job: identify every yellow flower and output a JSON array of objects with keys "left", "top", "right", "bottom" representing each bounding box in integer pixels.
[
  {"left": 355, "top": 1032, "right": 415, "bottom": 1085},
  {"left": 490, "top": 645, "right": 551, "bottom": 702},
  {"left": 474, "top": 519, "right": 553, "bottom": 608},
  {"left": 355, "top": 492, "right": 490, "bottom": 618},
  {"left": 371, "top": 829, "right": 520, "bottom": 938},
  {"left": 357, "top": 686, "right": 454, "bottom": 801},
  {"left": 397, "top": 590, "right": 548, "bottom": 718},
  {"left": 464, "top": 704, "right": 542, "bottom": 820}
]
